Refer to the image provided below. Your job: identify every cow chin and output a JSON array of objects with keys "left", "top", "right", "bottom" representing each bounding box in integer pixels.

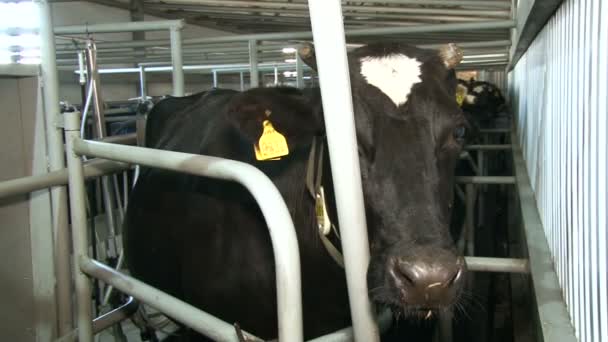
[{"left": 367, "top": 247, "right": 467, "bottom": 321}]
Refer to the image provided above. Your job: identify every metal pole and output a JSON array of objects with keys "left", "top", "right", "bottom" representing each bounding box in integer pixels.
[
  {"left": 72, "top": 140, "right": 304, "bottom": 342},
  {"left": 307, "top": 1, "right": 379, "bottom": 340},
  {"left": 465, "top": 184, "right": 475, "bottom": 256},
  {"left": 85, "top": 40, "right": 119, "bottom": 259},
  {"left": 92, "top": 296, "right": 138, "bottom": 334},
  {"left": 465, "top": 257, "right": 529, "bottom": 274},
  {"left": 170, "top": 25, "right": 185, "bottom": 96},
  {"left": 54, "top": 19, "right": 184, "bottom": 34},
  {"left": 239, "top": 71, "right": 245, "bottom": 91},
  {"left": 249, "top": 39, "right": 259, "bottom": 88},
  {"left": 455, "top": 176, "right": 516, "bottom": 184},
  {"left": 0, "top": 159, "right": 131, "bottom": 200},
  {"left": 36, "top": 0, "right": 68, "bottom": 336},
  {"left": 139, "top": 65, "right": 147, "bottom": 99},
  {"left": 274, "top": 66, "right": 279, "bottom": 85},
  {"left": 212, "top": 70, "right": 218, "bottom": 87},
  {"left": 80, "top": 258, "right": 263, "bottom": 341},
  {"left": 64, "top": 112, "right": 93, "bottom": 342},
  {"left": 295, "top": 54, "right": 304, "bottom": 88}
]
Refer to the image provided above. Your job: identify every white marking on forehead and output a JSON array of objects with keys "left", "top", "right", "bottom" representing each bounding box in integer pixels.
[
  {"left": 465, "top": 94, "right": 476, "bottom": 104},
  {"left": 473, "top": 85, "right": 484, "bottom": 93},
  {"left": 359, "top": 54, "right": 422, "bottom": 106}
]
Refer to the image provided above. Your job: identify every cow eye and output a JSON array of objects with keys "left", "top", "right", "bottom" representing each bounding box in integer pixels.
[{"left": 453, "top": 126, "right": 466, "bottom": 141}]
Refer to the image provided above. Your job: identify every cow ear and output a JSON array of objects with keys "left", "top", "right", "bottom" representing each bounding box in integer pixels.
[
  {"left": 298, "top": 43, "right": 317, "bottom": 71},
  {"left": 438, "top": 43, "right": 463, "bottom": 69},
  {"left": 226, "top": 89, "right": 323, "bottom": 149}
]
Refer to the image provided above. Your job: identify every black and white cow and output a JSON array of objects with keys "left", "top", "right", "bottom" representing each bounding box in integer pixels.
[
  {"left": 457, "top": 78, "right": 506, "bottom": 126},
  {"left": 123, "top": 42, "right": 470, "bottom": 341}
]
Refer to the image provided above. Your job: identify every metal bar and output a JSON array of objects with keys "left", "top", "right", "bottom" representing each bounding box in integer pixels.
[
  {"left": 72, "top": 139, "right": 303, "bottom": 342},
  {"left": 295, "top": 54, "right": 304, "bottom": 88},
  {"left": 307, "top": 1, "right": 378, "bottom": 341},
  {"left": 179, "top": 20, "right": 515, "bottom": 45},
  {"left": 37, "top": 0, "right": 69, "bottom": 335},
  {"left": 0, "top": 159, "right": 131, "bottom": 200},
  {"left": 80, "top": 258, "right": 262, "bottom": 341},
  {"left": 512, "top": 140, "right": 577, "bottom": 341},
  {"left": 64, "top": 112, "right": 93, "bottom": 342},
  {"left": 239, "top": 71, "right": 245, "bottom": 90},
  {"left": 465, "top": 257, "right": 529, "bottom": 274},
  {"left": 213, "top": 70, "right": 218, "bottom": 87},
  {"left": 249, "top": 39, "right": 259, "bottom": 88},
  {"left": 92, "top": 296, "right": 138, "bottom": 334},
  {"left": 274, "top": 66, "right": 279, "bottom": 85},
  {"left": 54, "top": 20, "right": 184, "bottom": 35},
  {"left": 455, "top": 176, "right": 516, "bottom": 184},
  {"left": 159, "top": 0, "right": 510, "bottom": 17},
  {"left": 341, "top": 0, "right": 512, "bottom": 8},
  {"left": 170, "top": 25, "right": 185, "bottom": 96},
  {"left": 465, "top": 144, "right": 512, "bottom": 150},
  {"left": 139, "top": 65, "right": 147, "bottom": 99}
]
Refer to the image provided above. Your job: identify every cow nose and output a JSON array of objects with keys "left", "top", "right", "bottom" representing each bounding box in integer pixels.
[{"left": 388, "top": 256, "right": 465, "bottom": 306}]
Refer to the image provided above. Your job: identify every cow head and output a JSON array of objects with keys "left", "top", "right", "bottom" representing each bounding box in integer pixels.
[{"left": 301, "top": 42, "right": 468, "bottom": 319}]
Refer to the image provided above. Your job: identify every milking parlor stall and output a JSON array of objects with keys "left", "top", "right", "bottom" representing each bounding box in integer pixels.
[{"left": 0, "top": 0, "right": 606, "bottom": 341}]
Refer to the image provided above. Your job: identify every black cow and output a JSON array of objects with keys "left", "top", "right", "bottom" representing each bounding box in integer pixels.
[
  {"left": 124, "top": 42, "right": 469, "bottom": 340},
  {"left": 457, "top": 78, "right": 506, "bottom": 126}
]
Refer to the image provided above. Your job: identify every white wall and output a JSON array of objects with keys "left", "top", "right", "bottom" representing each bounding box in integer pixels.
[{"left": 509, "top": 0, "right": 608, "bottom": 341}]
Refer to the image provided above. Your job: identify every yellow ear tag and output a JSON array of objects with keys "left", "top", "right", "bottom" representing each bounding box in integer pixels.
[
  {"left": 254, "top": 120, "right": 290, "bottom": 161},
  {"left": 456, "top": 93, "right": 465, "bottom": 106}
]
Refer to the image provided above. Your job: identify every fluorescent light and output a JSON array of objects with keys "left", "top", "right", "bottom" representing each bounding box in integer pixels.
[
  {"left": 19, "top": 49, "right": 41, "bottom": 57},
  {"left": 284, "top": 59, "right": 296, "bottom": 63},
  {"left": 282, "top": 47, "right": 297, "bottom": 54},
  {"left": 283, "top": 71, "right": 297, "bottom": 77}
]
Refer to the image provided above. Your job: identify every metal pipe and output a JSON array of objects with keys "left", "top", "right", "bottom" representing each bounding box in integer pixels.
[
  {"left": 54, "top": 20, "right": 184, "bottom": 35},
  {"left": 307, "top": 1, "right": 379, "bottom": 340},
  {"left": 295, "top": 54, "right": 304, "bottom": 88},
  {"left": 465, "top": 257, "right": 529, "bottom": 274},
  {"left": 139, "top": 66, "right": 147, "bottom": 99},
  {"left": 80, "top": 258, "right": 263, "bottom": 341},
  {"left": 0, "top": 159, "right": 131, "bottom": 200},
  {"left": 464, "top": 144, "right": 512, "bottom": 150},
  {"left": 36, "top": 0, "right": 69, "bottom": 335},
  {"left": 239, "top": 71, "right": 245, "bottom": 91},
  {"left": 341, "top": 0, "right": 512, "bottom": 8},
  {"left": 72, "top": 140, "right": 303, "bottom": 342},
  {"left": 170, "top": 26, "right": 185, "bottom": 96},
  {"left": 249, "top": 40, "right": 259, "bottom": 88},
  {"left": 64, "top": 112, "right": 94, "bottom": 342},
  {"left": 213, "top": 70, "right": 218, "bottom": 87},
  {"left": 179, "top": 20, "right": 517, "bottom": 46},
  {"left": 455, "top": 176, "right": 515, "bottom": 184},
  {"left": 92, "top": 296, "right": 138, "bottom": 334},
  {"left": 164, "top": 0, "right": 510, "bottom": 17},
  {"left": 274, "top": 66, "right": 279, "bottom": 85}
]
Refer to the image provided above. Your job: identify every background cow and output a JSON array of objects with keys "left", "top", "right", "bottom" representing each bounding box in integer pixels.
[{"left": 124, "top": 42, "right": 470, "bottom": 341}]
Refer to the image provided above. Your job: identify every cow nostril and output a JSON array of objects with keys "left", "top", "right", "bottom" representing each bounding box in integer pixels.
[{"left": 447, "top": 268, "right": 462, "bottom": 287}]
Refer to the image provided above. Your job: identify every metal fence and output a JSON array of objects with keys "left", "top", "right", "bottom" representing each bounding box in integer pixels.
[{"left": 508, "top": 0, "right": 608, "bottom": 340}]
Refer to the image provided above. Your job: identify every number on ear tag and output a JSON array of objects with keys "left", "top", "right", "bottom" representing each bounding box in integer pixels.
[
  {"left": 254, "top": 120, "right": 290, "bottom": 161},
  {"left": 456, "top": 93, "right": 465, "bottom": 106}
]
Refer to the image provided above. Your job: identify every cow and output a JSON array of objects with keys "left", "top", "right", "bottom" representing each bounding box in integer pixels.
[
  {"left": 457, "top": 78, "right": 506, "bottom": 126},
  {"left": 123, "top": 41, "right": 470, "bottom": 341}
]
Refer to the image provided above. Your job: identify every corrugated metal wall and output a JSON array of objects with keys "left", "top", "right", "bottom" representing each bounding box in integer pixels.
[{"left": 508, "top": 0, "right": 607, "bottom": 341}]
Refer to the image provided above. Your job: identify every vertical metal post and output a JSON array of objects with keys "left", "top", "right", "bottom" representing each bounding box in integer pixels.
[
  {"left": 212, "top": 70, "right": 218, "bottom": 88},
  {"left": 170, "top": 25, "right": 185, "bottom": 96},
  {"left": 477, "top": 150, "right": 485, "bottom": 227},
  {"left": 239, "top": 71, "right": 245, "bottom": 91},
  {"left": 295, "top": 54, "right": 304, "bottom": 88},
  {"left": 85, "top": 41, "right": 118, "bottom": 259},
  {"left": 64, "top": 112, "right": 93, "bottom": 342},
  {"left": 274, "top": 66, "right": 279, "bottom": 85},
  {"left": 36, "top": 0, "right": 68, "bottom": 336},
  {"left": 307, "top": 1, "right": 379, "bottom": 340},
  {"left": 249, "top": 39, "right": 259, "bottom": 88},
  {"left": 138, "top": 65, "right": 147, "bottom": 99},
  {"left": 466, "top": 183, "right": 475, "bottom": 256},
  {"left": 438, "top": 309, "right": 453, "bottom": 342}
]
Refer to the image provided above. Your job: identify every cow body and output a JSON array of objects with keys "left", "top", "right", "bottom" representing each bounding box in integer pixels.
[{"left": 124, "top": 42, "right": 469, "bottom": 340}]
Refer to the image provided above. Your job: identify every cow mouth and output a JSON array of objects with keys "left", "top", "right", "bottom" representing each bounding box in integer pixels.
[{"left": 388, "top": 305, "right": 444, "bottom": 321}]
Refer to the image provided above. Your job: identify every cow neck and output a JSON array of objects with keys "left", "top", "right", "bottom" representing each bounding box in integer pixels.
[{"left": 305, "top": 136, "right": 344, "bottom": 268}]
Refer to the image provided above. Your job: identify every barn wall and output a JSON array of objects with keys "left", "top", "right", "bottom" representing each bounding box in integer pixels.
[
  {"left": 51, "top": 1, "right": 238, "bottom": 102},
  {"left": 508, "top": 0, "right": 608, "bottom": 341}
]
